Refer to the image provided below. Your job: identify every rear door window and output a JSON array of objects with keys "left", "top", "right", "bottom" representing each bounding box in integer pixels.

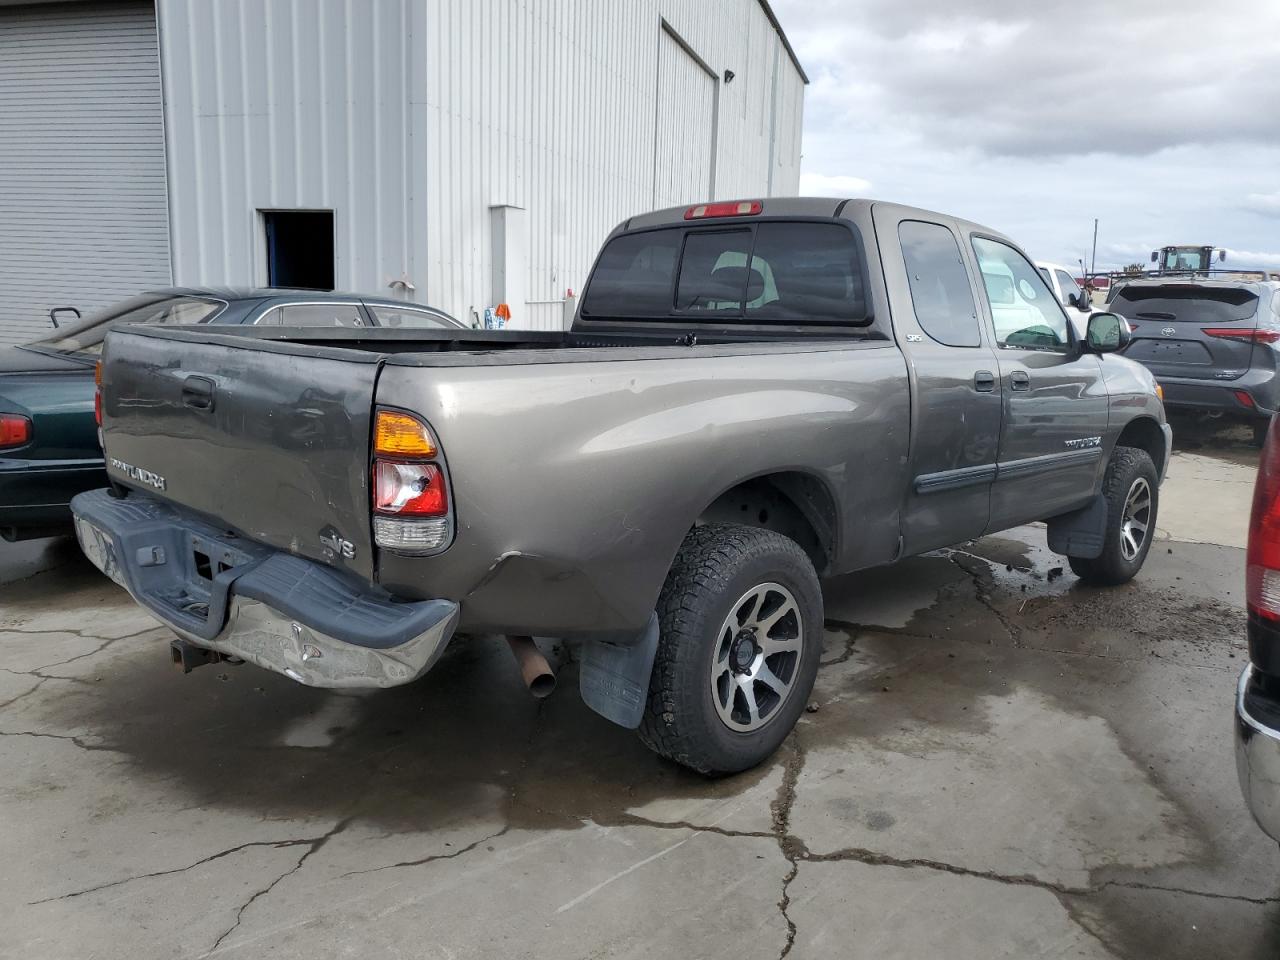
[
  {"left": 898, "top": 220, "right": 980, "bottom": 347},
  {"left": 368, "top": 305, "right": 457, "bottom": 328},
  {"left": 582, "top": 221, "right": 867, "bottom": 325},
  {"left": 258, "top": 303, "right": 367, "bottom": 327}
]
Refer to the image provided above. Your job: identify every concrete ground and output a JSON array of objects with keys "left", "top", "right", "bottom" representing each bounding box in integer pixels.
[{"left": 1, "top": 416, "right": 1275, "bottom": 959}]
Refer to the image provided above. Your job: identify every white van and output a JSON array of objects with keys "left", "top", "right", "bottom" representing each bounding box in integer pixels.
[{"left": 1035, "top": 261, "right": 1092, "bottom": 337}]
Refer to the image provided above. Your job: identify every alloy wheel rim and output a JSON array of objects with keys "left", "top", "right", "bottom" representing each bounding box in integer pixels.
[
  {"left": 1120, "top": 477, "right": 1152, "bottom": 562},
  {"left": 710, "top": 582, "right": 803, "bottom": 732}
]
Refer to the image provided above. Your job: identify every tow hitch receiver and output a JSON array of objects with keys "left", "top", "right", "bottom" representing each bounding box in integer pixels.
[{"left": 170, "top": 638, "right": 233, "bottom": 674}]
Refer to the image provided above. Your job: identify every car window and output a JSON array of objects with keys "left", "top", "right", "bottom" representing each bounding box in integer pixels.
[
  {"left": 676, "top": 230, "right": 755, "bottom": 312},
  {"left": 972, "top": 237, "right": 1070, "bottom": 350},
  {"left": 1055, "top": 270, "right": 1083, "bottom": 304},
  {"left": 898, "top": 220, "right": 980, "bottom": 347},
  {"left": 29, "top": 295, "right": 226, "bottom": 355},
  {"left": 583, "top": 221, "right": 867, "bottom": 324},
  {"left": 1038, "top": 267, "right": 1053, "bottom": 288},
  {"left": 261, "top": 303, "right": 367, "bottom": 327},
  {"left": 369, "top": 305, "right": 456, "bottom": 329},
  {"left": 581, "top": 231, "right": 681, "bottom": 318}
]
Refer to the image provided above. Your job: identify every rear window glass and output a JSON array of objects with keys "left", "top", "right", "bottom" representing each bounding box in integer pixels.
[
  {"left": 30, "top": 295, "right": 226, "bottom": 356},
  {"left": 582, "top": 221, "right": 867, "bottom": 324},
  {"left": 1111, "top": 285, "right": 1259, "bottom": 323}
]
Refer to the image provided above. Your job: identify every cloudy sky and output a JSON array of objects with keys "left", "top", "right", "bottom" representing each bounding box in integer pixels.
[{"left": 770, "top": 0, "right": 1280, "bottom": 273}]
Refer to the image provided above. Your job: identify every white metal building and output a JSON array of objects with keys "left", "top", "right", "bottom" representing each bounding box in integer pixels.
[{"left": 0, "top": 0, "right": 805, "bottom": 345}]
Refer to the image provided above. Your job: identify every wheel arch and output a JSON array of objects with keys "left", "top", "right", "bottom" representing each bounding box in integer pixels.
[
  {"left": 1114, "top": 415, "right": 1167, "bottom": 478},
  {"left": 694, "top": 470, "right": 840, "bottom": 575}
]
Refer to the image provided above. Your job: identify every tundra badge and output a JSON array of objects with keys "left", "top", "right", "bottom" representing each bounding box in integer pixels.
[
  {"left": 108, "top": 458, "right": 166, "bottom": 491},
  {"left": 1064, "top": 436, "right": 1102, "bottom": 449}
]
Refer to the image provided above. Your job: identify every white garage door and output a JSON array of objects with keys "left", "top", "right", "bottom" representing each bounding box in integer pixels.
[
  {"left": 0, "top": 0, "right": 171, "bottom": 347},
  {"left": 652, "top": 27, "right": 716, "bottom": 210}
]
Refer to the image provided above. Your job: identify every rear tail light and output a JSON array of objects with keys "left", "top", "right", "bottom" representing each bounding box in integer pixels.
[
  {"left": 372, "top": 409, "right": 453, "bottom": 555},
  {"left": 684, "top": 200, "right": 762, "bottom": 220},
  {"left": 1248, "top": 417, "right": 1280, "bottom": 618},
  {"left": 1235, "top": 390, "right": 1257, "bottom": 409},
  {"left": 1202, "top": 327, "right": 1280, "bottom": 344},
  {"left": 0, "top": 413, "right": 32, "bottom": 449},
  {"left": 94, "top": 361, "right": 103, "bottom": 427}
]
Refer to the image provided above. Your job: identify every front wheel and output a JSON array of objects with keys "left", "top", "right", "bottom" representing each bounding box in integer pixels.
[
  {"left": 1068, "top": 447, "right": 1159, "bottom": 586},
  {"left": 639, "top": 523, "right": 823, "bottom": 776}
]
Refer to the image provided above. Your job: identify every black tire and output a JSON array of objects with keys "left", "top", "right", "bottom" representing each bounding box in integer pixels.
[
  {"left": 1254, "top": 418, "right": 1272, "bottom": 448},
  {"left": 1068, "top": 446, "right": 1159, "bottom": 586},
  {"left": 638, "top": 523, "right": 823, "bottom": 776}
]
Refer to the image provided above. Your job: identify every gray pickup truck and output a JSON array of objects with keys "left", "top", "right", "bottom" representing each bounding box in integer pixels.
[{"left": 71, "top": 198, "right": 1170, "bottom": 775}]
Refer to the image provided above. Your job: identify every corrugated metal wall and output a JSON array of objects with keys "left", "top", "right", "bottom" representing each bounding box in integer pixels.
[
  {"left": 157, "top": 0, "right": 805, "bottom": 331},
  {"left": 652, "top": 25, "right": 716, "bottom": 210},
  {"left": 0, "top": 0, "right": 171, "bottom": 347}
]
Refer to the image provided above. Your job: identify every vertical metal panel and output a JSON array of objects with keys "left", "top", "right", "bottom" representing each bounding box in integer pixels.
[
  {"left": 0, "top": 0, "right": 170, "bottom": 346},
  {"left": 156, "top": 0, "right": 803, "bottom": 333}
]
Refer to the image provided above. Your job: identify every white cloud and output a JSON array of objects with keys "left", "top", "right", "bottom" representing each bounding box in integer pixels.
[
  {"left": 798, "top": 172, "right": 872, "bottom": 196},
  {"left": 1245, "top": 192, "right": 1280, "bottom": 217},
  {"left": 771, "top": 0, "right": 1280, "bottom": 271},
  {"left": 1223, "top": 249, "right": 1280, "bottom": 268}
]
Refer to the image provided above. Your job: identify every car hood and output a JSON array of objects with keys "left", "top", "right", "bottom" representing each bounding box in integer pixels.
[{"left": 0, "top": 345, "right": 94, "bottom": 375}]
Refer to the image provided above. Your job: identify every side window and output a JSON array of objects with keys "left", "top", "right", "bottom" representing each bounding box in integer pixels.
[
  {"left": 898, "top": 220, "right": 980, "bottom": 347},
  {"left": 1055, "top": 270, "right": 1082, "bottom": 304},
  {"left": 971, "top": 237, "right": 1070, "bottom": 351},
  {"left": 279, "top": 303, "right": 366, "bottom": 327},
  {"left": 1038, "top": 267, "right": 1053, "bottom": 289},
  {"left": 253, "top": 307, "right": 283, "bottom": 325},
  {"left": 370, "top": 305, "right": 454, "bottom": 329}
]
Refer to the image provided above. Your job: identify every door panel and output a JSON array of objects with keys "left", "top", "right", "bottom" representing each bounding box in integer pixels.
[
  {"left": 874, "top": 206, "right": 1003, "bottom": 555},
  {"left": 967, "top": 235, "right": 1110, "bottom": 530}
]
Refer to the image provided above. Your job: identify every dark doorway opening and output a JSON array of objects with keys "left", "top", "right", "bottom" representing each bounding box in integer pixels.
[{"left": 263, "top": 211, "right": 334, "bottom": 290}]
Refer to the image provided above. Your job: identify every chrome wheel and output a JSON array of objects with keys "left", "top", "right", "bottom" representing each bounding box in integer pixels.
[
  {"left": 1120, "top": 477, "right": 1152, "bottom": 561},
  {"left": 710, "top": 582, "right": 804, "bottom": 732}
]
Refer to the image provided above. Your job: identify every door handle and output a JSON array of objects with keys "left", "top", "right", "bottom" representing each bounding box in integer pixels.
[
  {"left": 974, "top": 370, "right": 996, "bottom": 392},
  {"left": 1010, "top": 371, "right": 1031, "bottom": 392},
  {"left": 181, "top": 376, "right": 216, "bottom": 412}
]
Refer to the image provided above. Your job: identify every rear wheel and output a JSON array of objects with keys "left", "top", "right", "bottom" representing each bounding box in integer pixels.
[
  {"left": 639, "top": 523, "right": 822, "bottom": 776},
  {"left": 1068, "top": 447, "right": 1158, "bottom": 586}
]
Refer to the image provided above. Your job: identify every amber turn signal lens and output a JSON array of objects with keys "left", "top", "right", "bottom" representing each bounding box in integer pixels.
[
  {"left": 374, "top": 409, "right": 437, "bottom": 457},
  {"left": 1155, "top": 383, "right": 1164, "bottom": 401}
]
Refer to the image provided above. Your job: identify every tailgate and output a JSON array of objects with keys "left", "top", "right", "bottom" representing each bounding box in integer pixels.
[{"left": 100, "top": 328, "right": 381, "bottom": 580}]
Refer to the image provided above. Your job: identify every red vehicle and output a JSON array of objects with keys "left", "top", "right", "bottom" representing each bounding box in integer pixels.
[{"left": 1239, "top": 414, "right": 1280, "bottom": 840}]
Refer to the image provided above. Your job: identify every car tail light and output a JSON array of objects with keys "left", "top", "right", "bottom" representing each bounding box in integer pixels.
[
  {"left": 94, "top": 361, "right": 103, "bottom": 427},
  {"left": 374, "top": 409, "right": 437, "bottom": 457},
  {"left": 372, "top": 408, "right": 452, "bottom": 555},
  {"left": 0, "top": 413, "right": 32, "bottom": 449},
  {"left": 1248, "top": 417, "right": 1280, "bottom": 619},
  {"left": 684, "top": 200, "right": 762, "bottom": 220},
  {"left": 1202, "top": 327, "right": 1280, "bottom": 344},
  {"left": 1236, "top": 390, "right": 1257, "bottom": 409}
]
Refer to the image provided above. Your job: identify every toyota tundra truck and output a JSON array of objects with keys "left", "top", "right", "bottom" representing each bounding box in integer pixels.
[{"left": 71, "top": 198, "right": 1170, "bottom": 775}]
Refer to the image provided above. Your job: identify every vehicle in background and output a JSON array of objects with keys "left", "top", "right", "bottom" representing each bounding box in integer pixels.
[
  {"left": 1036, "top": 260, "right": 1092, "bottom": 336},
  {"left": 1236, "top": 416, "right": 1280, "bottom": 843},
  {"left": 1151, "top": 245, "right": 1225, "bottom": 277},
  {"left": 72, "top": 198, "right": 1169, "bottom": 775},
  {"left": 1113, "top": 278, "right": 1280, "bottom": 445},
  {"left": 1, "top": 289, "right": 460, "bottom": 541}
]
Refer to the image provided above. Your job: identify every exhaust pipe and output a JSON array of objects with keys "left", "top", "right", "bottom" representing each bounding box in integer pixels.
[{"left": 506, "top": 635, "right": 556, "bottom": 698}]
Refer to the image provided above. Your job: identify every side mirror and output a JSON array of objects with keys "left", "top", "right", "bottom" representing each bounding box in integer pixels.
[
  {"left": 1068, "top": 291, "right": 1088, "bottom": 310},
  {"left": 1085, "top": 312, "right": 1130, "bottom": 353},
  {"left": 1219, "top": 249, "right": 1227, "bottom": 262}
]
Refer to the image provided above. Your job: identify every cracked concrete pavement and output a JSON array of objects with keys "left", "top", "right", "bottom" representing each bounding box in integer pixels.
[{"left": 1, "top": 418, "right": 1277, "bottom": 959}]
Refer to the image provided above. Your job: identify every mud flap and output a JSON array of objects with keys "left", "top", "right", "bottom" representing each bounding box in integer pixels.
[
  {"left": 578, "top": 613, "right": 659, "bottom": 729},
  {"left": 1047, "top": 494, "right": 1107, "bottom": 560}
]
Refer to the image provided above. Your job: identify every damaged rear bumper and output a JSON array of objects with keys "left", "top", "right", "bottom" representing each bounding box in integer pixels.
[{"left": 71, "top": 488, "right": 458, "bottom": 689}]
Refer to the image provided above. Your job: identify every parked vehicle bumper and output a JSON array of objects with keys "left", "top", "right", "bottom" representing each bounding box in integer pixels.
[
  {"left": 0, "top": 455, "right": 104, "bottom": 538},
  {"left": 70, "top": 488, "right": 459, "bottom": 689},
  {"left": 1157, "top": 368, "right": 1279, "bottom": 420},
  {"left": 1235, "top": 664, "right": 1280, "bottom": 842}
]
